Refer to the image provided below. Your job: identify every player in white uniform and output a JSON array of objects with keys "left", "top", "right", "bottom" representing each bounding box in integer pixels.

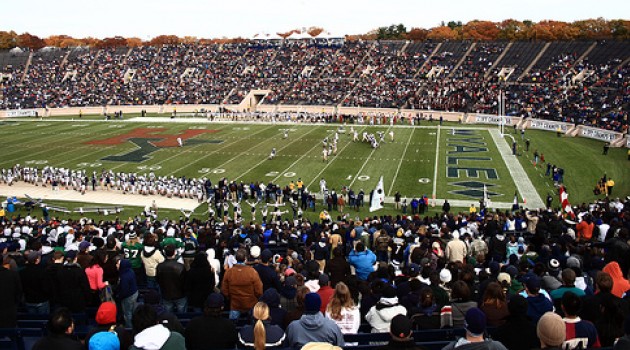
[
  {"left": 322, "top": 148, "right": 328, "bottom": 162},
  {"left": 389, "top": 130, "right": 394, "bottom": 142},
  {"left": 283, "top": 130, "right": 288, "bottom": 139},
  {"left": 269, "top": 148, "right": 276, "bottom": 160},
  {"left": 177, "top": 137, "right": 183, "bottom": 147}
]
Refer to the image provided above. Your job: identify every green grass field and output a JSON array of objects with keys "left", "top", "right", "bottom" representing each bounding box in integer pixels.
[{"left": 0, "top": 117, "right": 627, "bottom": 220}]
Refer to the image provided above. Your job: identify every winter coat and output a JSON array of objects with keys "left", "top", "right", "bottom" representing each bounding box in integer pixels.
[
  {"left": 260, "top": 288, "right": 288, "bottom": 328},
  {"left": 445, "top": 239, "right": 468, "bottom": 263},
  {"left": 254, "top": 263, "right": 281, "bottom": 292},
  {"left": 494, "top": 315, "right": 539, "bottom": 350},
  {"left": 326, "top": 256, "right": 352, "bottom": 287},
  {"left": 0, "top": 266, "right": 22, "bottom": 327},
  {"left": 238, "top": 320, "right": 286, "bottom": 348},
  {"left": 156, "top": 259, "right": 186, "bottom": 301},
  {"left": 185, "top": 255, "right": 215, "bottom": 309},
  {"left": 141, "top": 247, "right": 165, "bottom": 277},
  {"left": 366, "top": 297, "right": 408, "bottom": 333},
  {"left": 348, "top": 249, "right": 376, "bottom": 280},
  {"left": 205, "top": 248, "right": 221, "bottom": 287},
  {"left": 19, "top": 263, "right": 50, "bottom": 304},
  {"left": 48, "top": 263, "right": 90, "bottom": 313},
  {"left": 603, "top": 261, "right": 630, "bottom": 298},
  {"left": 285, "top": 312, "right": 345, "bottom": 348},
  {"left": 117, "top": 259, "right": 138, "bottom": 300},
  {"left": 526, "top": 294, "right": 553, "bottom": 324},
  {"left": 185, "top": 315, "right": 238, "bottom": 350},
  {"left": 221, "top": 263, "right": 263, "bottom": 312},
  {"left": 32, "top": 334, "right": 82, "bottom": 350},
  {"left": 129, "top": 324, "right": 186, "bottom": 350}
]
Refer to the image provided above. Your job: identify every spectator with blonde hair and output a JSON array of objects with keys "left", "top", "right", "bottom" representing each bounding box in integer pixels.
[
  {"left": 325, "top": 282, "right": 360, "bottom": 335},
  {"left": 239, "top": 302, "right": 285, "bottom": 350}
]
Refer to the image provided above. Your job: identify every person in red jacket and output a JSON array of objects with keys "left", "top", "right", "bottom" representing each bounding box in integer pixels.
[
  {"left": 576, "top": 216, "right": 594, "bottom": 242},
  {"left": 317, "top": 274, "right": 335, "bottom": 314}
]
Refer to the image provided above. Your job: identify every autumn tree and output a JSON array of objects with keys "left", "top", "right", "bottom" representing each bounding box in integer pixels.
[
  {"left": 97, "top": 36, "right": 128, "bottom": 48},
  {"left": 610, "top": 19, "right": 630, "bottom": 39},
  {"left": 307, "top": 27, "right": 324, "bottom": 37},
  {"left": 407, "top": 28, "right": 429, "bottom": 41},
  {"left": 427, "top": 26, "right": 457, "bottom": 40},
  {"left": 17, "top": 33, "right": 46, "bottom": 50},
  {"left": 148, "top": 35, "right": 181, "bottom": 46},
  {"left": 462, "top": 20, "right": 500, "bottom": 40},
  {"left": 125, "top": 37, "right": 143, "bottom": 47}
]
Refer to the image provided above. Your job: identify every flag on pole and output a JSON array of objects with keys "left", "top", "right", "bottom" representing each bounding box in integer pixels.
[
  {"left": 483, "top": 184, "right": 491, "bottom": 208},
  {"left": 559, "top": 185, "right": 575, "bottom": 219},
  {"left": 369, "top": 176, "right": 385, "bottom": 212}
]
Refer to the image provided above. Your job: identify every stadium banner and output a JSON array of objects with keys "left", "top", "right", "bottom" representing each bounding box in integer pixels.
[
  {"left": 528, "top": 119, "right": 571, "bottom": 133},
  {"left": 6, "top": 109, "right": 38, "bottom": 118},
  {"left": 473, "top": 114, "right": 514, "bottom": 125},
  {"left": 579, "top": 126, "right": 621, "bottom": 142}
]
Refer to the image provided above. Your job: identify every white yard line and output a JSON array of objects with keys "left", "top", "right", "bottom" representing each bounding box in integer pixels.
[
  {"left": 432, "top": 126, "right": 441, "bottom": 200},
  {"left": 234, "top": 127, "right": 320, "bottom": 181},
  {"left": 488, "top": 129, "right": 545, "bottom": 209},
  {"left": 306, "top": 127, "right": 367, "bottom": 189},
  {"left": 388, "top": 128, "right": 414, "bottom": 196},
  {"left": 195, "top": 125, "right": 279, "bottom": 177},
  {"left": 348, "top": 126, "right": 392, "bottom": 190},
  {"left": 271, "top": 135, "right": 325, "bottom": 183}
]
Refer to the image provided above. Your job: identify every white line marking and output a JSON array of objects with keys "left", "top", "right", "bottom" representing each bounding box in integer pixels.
[
  {"left": 388, "top": 128, "right": 414, "bottom": 196},
  {"left": 348, "top": 126, "right": 392, "bottom": 190},
  {"left": 234, "top": 127, "right": 319, "bottom": 181},
  {"left": 432, "top": 126, "right": 441, "bottom": 199}
]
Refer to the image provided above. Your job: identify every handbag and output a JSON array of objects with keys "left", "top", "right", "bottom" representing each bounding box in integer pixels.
[{"left": 99, "top": 285, "right": 114, "bottom": 302}]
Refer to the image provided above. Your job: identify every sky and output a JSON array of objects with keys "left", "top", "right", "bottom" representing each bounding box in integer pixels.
[{"left": 3, "top": 0, "right": 628, "bottom": 39}]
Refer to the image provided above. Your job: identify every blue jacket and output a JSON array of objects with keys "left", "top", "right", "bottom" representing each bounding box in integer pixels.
[
  {"left": 348, "top": 249, "right": 376, "bottom": 280},
  {"left": 117, "top": 259, "right": 138, "bottom": 300}
]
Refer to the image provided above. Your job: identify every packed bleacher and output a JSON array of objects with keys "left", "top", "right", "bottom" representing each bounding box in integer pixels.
[
  {"left": 1, "top": 40, "right": 629, "bottom": 132},
  {"left": 1, "top": 162, "right": 630, "bottom": 350}
]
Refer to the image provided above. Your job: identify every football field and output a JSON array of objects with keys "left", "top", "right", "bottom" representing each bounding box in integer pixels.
[{"left": 0, "top": 116, "right": 627, "bottom": 212}]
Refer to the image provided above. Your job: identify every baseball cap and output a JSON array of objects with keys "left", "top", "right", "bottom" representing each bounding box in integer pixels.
[
  {"left": 526, "top": 275, "right": 541, "bottom": 292},
  {"left": 408, "top": 263, "right": 420, "bottom": 277},
  {"left": 250, "top": 246, "right": 261, "bottom": 259},
  {"left": 88, "top": 330, "right": 119, "bottom": 350},
  {"left": 390, "top": 314, "right": 412, "bottom": 339},
  {"left": 261, "top": 249, "right": 273, "bottom": 263},
  {"left": 284, "top": 268, "right": 296, "bottom": 277},
  {"left": 79, "top": 241, "right": 91, "bottom": 251},
  {"left": 497, "top": 272, "right": 511, "bottom": 286},
  {"left": 318, "top": 273, "right": 330, "bottom": 285}
]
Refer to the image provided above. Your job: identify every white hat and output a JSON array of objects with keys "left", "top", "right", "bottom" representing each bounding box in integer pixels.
[
  {"left": 439, "top": 269, "right": 452, "bottom": 283},
  {"left": 250, "top": 246, "right": 261, "bottom": 259},
  {"left": 452, "top": 231, "right": 460, "bottom": 240}
]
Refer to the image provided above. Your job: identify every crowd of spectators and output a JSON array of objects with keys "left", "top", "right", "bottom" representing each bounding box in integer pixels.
[
  {"left": 1, "top": 40, "right": 628, "bottom": 132},
  {"left": 1, "top": 160, "right": 630, "bottom": 349}
]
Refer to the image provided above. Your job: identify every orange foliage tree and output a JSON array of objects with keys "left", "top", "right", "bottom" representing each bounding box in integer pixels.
[
  {"left": 427, "top": 26, "right": 458, "bottom": 40},
  {"left": 17, "top": 33, "right": 46, "bottom": 50},
  {"left": 462, "top": 20, "right": 500, "bottom": 40}
]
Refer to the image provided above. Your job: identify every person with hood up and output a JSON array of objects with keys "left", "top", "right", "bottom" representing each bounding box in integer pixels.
[
  {"left": 602, "top": 261, "right": 630, "bottom": 298},
  {"left": 141, "top": 234, "right": 165, "bottom": 291},
  {"left": 239, "top": 302, "right": 285, "bottom": 350},
  {"left": 85, "top": 301, "right": 133, "bottom": 350},
  {"left": 259, "top": 288, "right": 288, "bottom": 328},
  {"left": 441, "top": 307, "right": 508, "bottom": 350},
  {"left": 488, "top": 231, "right": 507, "bottom": 263},
  {"left": 366, "top": 284, "right": 408, "bottom": 333},
  {"left": 129, "top": 304, "right": 186, "bottom": 350},
  {"left": 116, "top": 259, "right": 138, "bottom": 328},
  {"left": 348, "top": 241, "right": 376, "bottom": 281},
  {"left": 285, "top": 293, "right": 344, "bottom": 348}
]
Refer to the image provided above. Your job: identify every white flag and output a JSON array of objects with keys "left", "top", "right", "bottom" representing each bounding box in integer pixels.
[
  {"left": 483, "top": 184, "right": 491, "bottom": 208},
  {"left": 369, "top": 176, "right": 385, "bottom": 212}
]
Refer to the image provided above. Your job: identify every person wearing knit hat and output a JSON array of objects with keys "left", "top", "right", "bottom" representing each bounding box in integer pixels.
[
  {"left": 85, "top": 302, "right": 133, "bottom": 350},
  {"left": 285, "top": 293, "right": 344, "bottom": 348},
  {"left": 537, "top": 312, "right": 566, "bottom": 349},
  {"left": 442, "top": 307, "right": 508, "bottom": 350}
]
